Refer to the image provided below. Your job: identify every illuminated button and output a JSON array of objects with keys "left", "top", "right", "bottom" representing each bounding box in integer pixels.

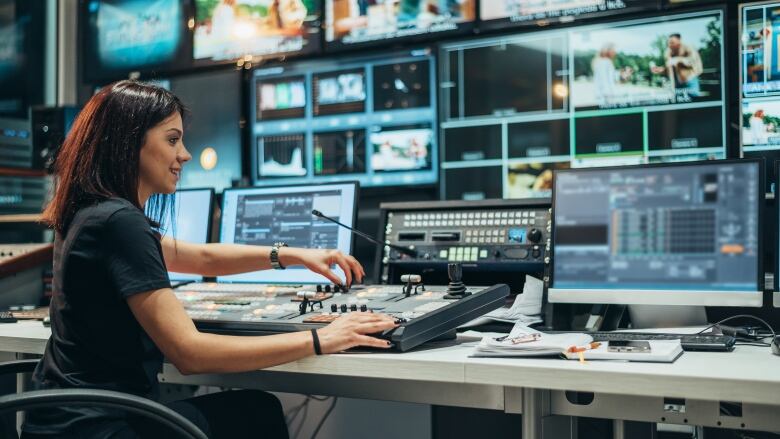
[
  {"left": 522, "top": 212, "right": 529, "bottom": 218},
  {"left": 439, "top": 249, "right": 448, "bottom": 258},
  {"left": 501, "top": 212, "right": 508, "bottom": 218},
  {"left": 530, "top": 212, "right": 536, "bottom": 217},
  {"left": 479, "top": 249, "right": 488, "bottom": 258}
]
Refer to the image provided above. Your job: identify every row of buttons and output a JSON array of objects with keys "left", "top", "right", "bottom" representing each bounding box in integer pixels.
[
  {"left": 404, "top": 211, "right": 537, "bottom": 220},
  {"left": 402, "top": 218, "right": 537, "bottom": 228},
  {"left": 439, "top": 247, "right": 487, "bottom": 262}
]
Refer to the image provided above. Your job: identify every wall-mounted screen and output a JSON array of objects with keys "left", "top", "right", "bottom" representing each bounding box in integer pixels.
[
  {"left": 0, "top": 0, "right": 45, "bottom": 118},
  {"left": 193, "top": 0, "right": 321, "bottom": 63},
  {"left": 250, "top": 48, "right": 438, "bottom": 188},
  {"left": 480, "top": 0, "right": 661, "bottom": 31},
  {"left": 324, "top": 0, "right": 475, "bottom": 50},
  {"left": 82, "top": 0, "right": 191, "bottom": 81},
  {"left": 440, "top": 9, "right": 726, "bottom": 200},
  {"left": 740, "top": 1, "right": 780, "bottom": 192}
]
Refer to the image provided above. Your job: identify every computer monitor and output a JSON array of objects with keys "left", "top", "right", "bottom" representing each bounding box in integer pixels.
[
  {"left": 148, "top": 188, "right": 215, "bottom": 283},
  {"left": 218, "top": 182, "right": 358, "bottom": 284},
  {"left": 549, "top": 160, "right": 763, "bottom": 307}
]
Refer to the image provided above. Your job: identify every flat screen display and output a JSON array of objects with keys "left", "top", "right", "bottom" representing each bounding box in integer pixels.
[
  {"left": 480, "top": 0, "right": 660, "bottom": 30},
  {"left": 193, "top": 0, "right": 321, "bottom": 63},
  {"left": 0, "top": 0, "right": 44, "bottom": 118},
  {"left": 550, "top": 161, "right": 762, "bottom": 306},
  {"left": 82, "top": 0, "right": 191, "bottom": 81},
  {"left": 146, "top": 189, "right": 213, "bottom": 282},
  {"left": 218, "top": 182, "right": 357, "bottom": 284},
  {"left": 324, "top": 0, "right": 475, "bottom": 49},
  {"left": 250, "top": 49, "right": 438, "bottom": 188},
  {"left": 440, "top": 9, "right": 726, "bottom": 200}
]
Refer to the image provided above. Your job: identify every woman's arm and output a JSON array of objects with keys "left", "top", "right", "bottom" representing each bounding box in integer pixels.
[
  {"left": 127, "top": 287, "right": 397, "bottom": 375},
  {"left": 161, "top": 237, "right": 365, "bottom": 285}
]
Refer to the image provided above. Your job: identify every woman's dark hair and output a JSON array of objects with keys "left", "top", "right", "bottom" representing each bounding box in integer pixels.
[{"left": 42, "top": 80, "right": 187, "bottom": 234}]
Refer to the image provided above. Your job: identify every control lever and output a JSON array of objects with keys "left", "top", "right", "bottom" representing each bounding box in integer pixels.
[
  {"left": 444, "top": 263, "right": 470, "bottom": 300},
  {"left": 400, "top": 274, "right": 425, "bottom": 297},
  {"left": 312, "top": 209, "right": 417, "bottom": 257}
]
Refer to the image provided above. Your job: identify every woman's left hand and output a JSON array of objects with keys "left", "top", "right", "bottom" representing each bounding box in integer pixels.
[{"left": 279, "top": 248, "right": 365, "bottom": 287}]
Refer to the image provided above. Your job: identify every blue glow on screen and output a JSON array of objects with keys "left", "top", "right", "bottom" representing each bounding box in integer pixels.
[{"left": 92, "top": 0, "right": 182, "bottom": 69}]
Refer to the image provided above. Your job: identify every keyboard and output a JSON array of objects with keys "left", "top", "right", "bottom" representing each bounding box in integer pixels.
[{"left": 587, "top": 332, "right": 736, "bottom": 352}]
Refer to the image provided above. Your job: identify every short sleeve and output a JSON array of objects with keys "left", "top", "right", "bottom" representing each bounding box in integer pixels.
[{"left": 104, "top": 207, "right": 171, "bottom": 298}]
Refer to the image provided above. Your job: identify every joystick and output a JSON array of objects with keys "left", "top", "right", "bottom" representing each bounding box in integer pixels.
[{"left": 444, "top": 263, "right": 470, "bottom": 300}]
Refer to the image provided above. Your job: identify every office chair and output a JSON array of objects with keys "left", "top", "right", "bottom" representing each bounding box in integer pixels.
[{"left": 0, "top": 359, "right": 208, "bottom": 439}]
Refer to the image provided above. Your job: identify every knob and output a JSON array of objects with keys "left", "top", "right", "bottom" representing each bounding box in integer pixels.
[
  {"left": 527, "top": 228, "right": 543, "bottom": 243},
  {"left": 325, "top": 285, "right": 332, "bottom": 293},
  {"left": 331, "top": 304, "right": 338, "bottom": 312},
  {"left": 340, "top": 304, "right": 348, "bottom": 313},
  {"left": 360, "top": 304, "right": 368, "bottom": 312},
  {"left": 316, "top": 284, "right": 323, "bottom": 292},
  {"left": 532, "top": 247, "right": 542, "bottom": 259},
  {"left": 334, "top": 285, "right": 341, "bottom": 293},
  {"left": 493, "top": 250, "right": 501, "bottom": 258},
  {"left": 350, "top": 304, "right": 358, "bottom": 312}
]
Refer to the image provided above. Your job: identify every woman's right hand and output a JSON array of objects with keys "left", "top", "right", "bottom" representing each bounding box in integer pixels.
[{"left": 316, "top": 312, "right": 399, "bottom": 353}]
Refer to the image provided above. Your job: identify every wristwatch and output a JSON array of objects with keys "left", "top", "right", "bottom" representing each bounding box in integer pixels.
[{"left": 270, "top": 242, "right": 288, "bottom": 270}]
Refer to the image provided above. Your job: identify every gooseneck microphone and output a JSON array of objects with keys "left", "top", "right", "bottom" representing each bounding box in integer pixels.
[{"left": 311, "top": 209, "right": 418, "bottom": 257}]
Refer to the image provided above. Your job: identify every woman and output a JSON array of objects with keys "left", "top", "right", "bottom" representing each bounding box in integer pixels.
[{"left": 21, "top": 81, "right": 397, "bottom": 439}]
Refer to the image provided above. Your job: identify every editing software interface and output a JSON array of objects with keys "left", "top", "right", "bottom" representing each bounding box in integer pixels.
[
  {"left": 552, "top": 162, "right": 761, "bottom": 296},
  {"left": 440, "top": 9, "right": 726, "bottom": 200},
  {"left": 147, "top": 189, "right": 213, "bottom": 282},
  {"left": 740, "top": 2, "right": 780, "bottom": 192},
  {"left": 251, "top": 49, "right": 437, "bottom": 187},
  {"left": 219, "top": 183, "right": 357, "bottom": 283}
]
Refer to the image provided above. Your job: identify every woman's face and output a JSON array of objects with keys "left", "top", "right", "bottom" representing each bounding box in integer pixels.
[{"left": 139, "top": 112, "right": 191, "bottom": 201}]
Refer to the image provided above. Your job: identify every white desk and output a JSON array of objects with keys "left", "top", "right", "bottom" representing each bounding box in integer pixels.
[{"left": 1, "top": 322, "right": 779, "bottom": 438}]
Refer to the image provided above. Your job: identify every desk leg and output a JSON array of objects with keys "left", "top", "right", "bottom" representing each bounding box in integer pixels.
[
  {"left": 522, "top": 388, "right": 549, "bottom": 438},
  {"left": 613, "top": 420, "right": 657, "bottom": 439}
]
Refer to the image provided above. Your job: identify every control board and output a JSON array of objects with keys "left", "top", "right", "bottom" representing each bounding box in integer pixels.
[
  {"left": 0, "top": 243, "right": 52, "bottom": 279},
  {"left": 376, "top": 199, "right": 551, "bottom": 285},
  {"left": 174, "top": 282, "right": 509, "bottom": 352}
]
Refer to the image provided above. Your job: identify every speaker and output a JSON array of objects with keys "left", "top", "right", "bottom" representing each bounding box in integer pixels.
[{"left": 31, "top": 106, "right": 78, "bottom": 172}]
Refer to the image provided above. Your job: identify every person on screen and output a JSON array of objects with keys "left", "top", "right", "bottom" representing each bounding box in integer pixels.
[
  {"left": 21, "top": 81, "right": 397, "bottom": 439},
  {"left": 650, "top": 33, "right": 703, "bottom": 98},
  {"left": 267, "top": 0, "right": 307, "bottom": 31},
  {"left": 210, "top": 0, "right": 236, "bottom": 41},
  {"left": 750, "top": 109, "right": 769, "bottom": 145},
  {"left": 591, "top": 43, "right": 633, "bottom": 106}
]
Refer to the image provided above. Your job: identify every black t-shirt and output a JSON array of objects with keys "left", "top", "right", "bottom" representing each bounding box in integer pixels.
[{"left": 23, "top": 197, "right": 171, "bottom": 434}]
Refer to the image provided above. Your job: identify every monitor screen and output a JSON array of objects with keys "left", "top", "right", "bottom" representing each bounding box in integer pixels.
[
  {"left": 550, "top": 161, "right": 763, "bottom": 307},
  {"left": 218, "top": 182, "right": 358, "bottom": 284},
  {"left": 324, "top": 0, "right": 475, "bottom": 50},
  {"left": 82, "top": 0, "right": 191, "bottom": 81},
  {"left": 480, "top": 0, "right": 660, "bottom": 31},
  {"left": 440, "top": 9, "right": 726, "bottom": 200},
  {"left": 740, "top": 2, "right": 780, "bottom": 192},
  {"left": 193, "top": 0, "right": 321, "bottom": 63},
  {"left": 250, "top": 49, "right": 438, "bottom": 188},
  {"left": 0, "top": 1, "right": 45, "bottom": 119},
  {"left": 147, "top": 189, "right": 214, "bottom": 282}
]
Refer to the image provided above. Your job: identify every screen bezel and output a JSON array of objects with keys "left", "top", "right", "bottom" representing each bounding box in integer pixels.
[
  {"left": 165, "top": 187, "right": 215, "bottom": 282},
  {"left": 217, "top": 181, "right": 360, "bottom": 284},
  {"left": 549, "top": 158, "right": 765, "bottom": 307}
]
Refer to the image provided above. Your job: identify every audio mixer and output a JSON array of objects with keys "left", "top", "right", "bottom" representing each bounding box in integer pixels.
[
  {"left": 174, "top": 279, "right": 509, "bottom": 352},
  {"left": 376, "top": 199, "right": 551, "bottom": 287}
]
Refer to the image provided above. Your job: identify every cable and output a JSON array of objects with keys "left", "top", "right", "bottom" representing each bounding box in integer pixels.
[
  {"left": 310, "top": 397, "right": 338, "bottom": 439},
  {"left": 696, "top": 314, "right": 776, "bottom": 340},
  {"left": 291, "top": 398, "right": 310, "bottom": 439}
]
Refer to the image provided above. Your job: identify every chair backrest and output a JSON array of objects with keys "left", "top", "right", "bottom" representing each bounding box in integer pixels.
[{"left": 0, "top": 360, "right": 208, "bottom": 439}]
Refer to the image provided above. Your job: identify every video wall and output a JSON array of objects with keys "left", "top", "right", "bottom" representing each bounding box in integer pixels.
[
  {"left": 78, "top": 1, "right": 746, "bottom": 195},
  {"left": 0, "top": 0, "right": 45, "bottom": 118},
  {"left": 250, "top": 49, "right": 438, "bottom": 188},
  {"left": 440, "top": 9, "right": 726, "bottom": 200}
]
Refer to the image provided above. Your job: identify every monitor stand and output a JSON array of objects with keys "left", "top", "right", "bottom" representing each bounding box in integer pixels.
[{"left": 627, "top": 305, "right": 707, "bottom": 329}]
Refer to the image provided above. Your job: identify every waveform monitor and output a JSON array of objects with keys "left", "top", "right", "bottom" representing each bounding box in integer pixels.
[
  {"left": 147, "top": 189, "right": 214, "bottom": 283},
  {"left": 549, "top": 160, "right": 763, "bottom": 307},
  {"left": 218, "top": 182, "right": 358, "bottom": 284}
]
